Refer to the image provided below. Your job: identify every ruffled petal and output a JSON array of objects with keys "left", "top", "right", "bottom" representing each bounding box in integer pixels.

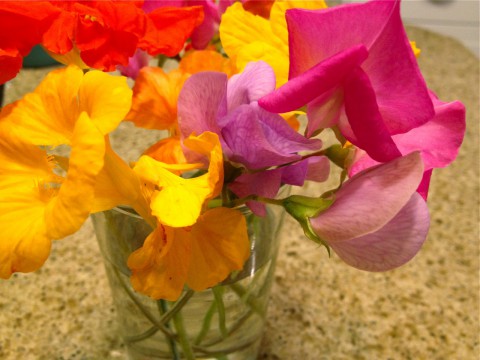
[
  {"left": 128, "top": 225, "right": 190, "bottom": 301},
  {"left": 187, "top": 207, "right": 250, "bottom": 291},
  {"left": 126, "top": 67, "right": 189, "bottom": 130}
]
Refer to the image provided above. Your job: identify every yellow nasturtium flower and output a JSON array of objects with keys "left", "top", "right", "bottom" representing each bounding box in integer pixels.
[
  {"left": 129, "top": 131, "right": 249, "bottom": 300},
  {"left": 0, "top": 65, "right": 132, "bottom": 278},
  {"left": 133, "top": 131, "right": 223, "bottom": 228},
  {"left": 220, "top": 0, "right": 327, "bottom": 88}
]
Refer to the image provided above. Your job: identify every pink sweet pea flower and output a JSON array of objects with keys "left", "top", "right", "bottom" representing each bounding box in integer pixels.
[
  {"left": 259, "top": 0, "right": 434, "bottom": 163},
  {"left": 349, "top": 91, "right": 466, "bottom": 199},
  {"left": 311, "top": 152, "right": 430, "bottom": 271}
]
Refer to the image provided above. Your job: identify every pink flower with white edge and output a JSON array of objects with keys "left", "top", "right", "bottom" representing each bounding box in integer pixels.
[{"left": 311, "top": 152, "right": 430, "bottom": 271}]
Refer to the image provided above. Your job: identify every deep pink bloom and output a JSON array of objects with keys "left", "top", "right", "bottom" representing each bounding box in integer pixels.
[
  {"left": 311, "top": 152, "right": 430, "bottom": 271},
  {"left": 259, "top": 0, "right": 434, "bottom": 163},
  {"left": 117, "top": 49, "right": 151, "bottom": 79}
]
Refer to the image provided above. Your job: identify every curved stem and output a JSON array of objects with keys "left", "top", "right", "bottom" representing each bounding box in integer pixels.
[{"left": 172, "top": 309, "right": 196, "bottom": 360}]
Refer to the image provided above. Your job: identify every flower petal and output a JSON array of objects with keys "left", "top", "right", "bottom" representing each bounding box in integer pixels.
[
  {"left": 45, "top": 112, "right": 105, "bottom": 239},
  {"left": 311, "top": 152, "right": 424, "bottom": 242},
  {"left": 258, "top": 45, "right": 368, "bottom": 114},
  {"left": 126, "top": 67, "right": 188, "bottom": 131},
  {"left": 330, "top": 192, "right": 430, "bottom": 271},
  {"left": 227, "top": 61, "right": 276, "bottom": 111},
  {"left": 128, "top": 225, "right": 190, "bottom": 301},
  {"left": 178, "top": 71, "right": 228, "bottom": 138},
  {"left": 187, "top": 207, "right": 250, "bottom": 291}
]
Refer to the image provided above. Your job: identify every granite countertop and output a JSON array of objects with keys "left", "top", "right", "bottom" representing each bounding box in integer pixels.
[{"left": 0, "top": 27, "right": 478, "bottom": 360}]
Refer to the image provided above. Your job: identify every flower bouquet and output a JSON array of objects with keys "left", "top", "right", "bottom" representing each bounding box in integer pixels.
[{"left": 0, "top": 0, "right": 466, "bottom": 359}]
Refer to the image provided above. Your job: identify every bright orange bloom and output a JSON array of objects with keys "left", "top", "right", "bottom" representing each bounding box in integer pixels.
[
  {"left": 128, "top": 207, "right": 250, "bottom": 300},
  {"left": 42, "top": 1, "right": 204, "bottom": 71}
]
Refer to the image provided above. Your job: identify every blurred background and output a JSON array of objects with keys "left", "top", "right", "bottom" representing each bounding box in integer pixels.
[{"left": 340, "top": 0, "right": 479, "bottom": 56}]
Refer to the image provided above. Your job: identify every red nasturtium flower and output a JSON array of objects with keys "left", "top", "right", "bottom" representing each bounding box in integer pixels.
[
  {"left": 0, "top": 0, "right": 204, "bottom": 80},
  {"left": 42, "top": 1, "right": 204, "bottom": 71},
  {"left": 0, "top": 1, "right": 59, "bottom": 84}
]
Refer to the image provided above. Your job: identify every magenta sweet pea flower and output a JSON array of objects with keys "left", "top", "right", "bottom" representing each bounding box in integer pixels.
[
  {"left": 259, "top": 0, "right": 434, "bottom": 163},
  {"left": 349, "top": 91, "right": 466, "bottom": 199},
  {"left": 311, "top": 152, "right": 430, "bottom": 271}
]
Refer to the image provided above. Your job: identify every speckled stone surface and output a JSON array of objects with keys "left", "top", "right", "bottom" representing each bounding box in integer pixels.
[{"left": 0, "top": 27, "right": 478, "bottom": 359}]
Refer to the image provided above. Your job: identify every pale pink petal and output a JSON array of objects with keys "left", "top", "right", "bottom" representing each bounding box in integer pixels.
[
  {"left": 227, "top": 61, "right": 276, "bottom": 112},
  {"left": 311, "top": 152, "right": 424, "bottom": 242},
  {"left": 178, "top": 71, "right": 228, "bottom": 138},
  {"left": 330, "top": 192, "right": 430, "bottom": 271}
]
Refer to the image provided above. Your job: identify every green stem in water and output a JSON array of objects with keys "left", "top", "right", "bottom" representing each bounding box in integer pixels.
[
  {"left": 158, "top": 300, "right": 180, "bottom": 360},
  {"left": 194, "top": 301, "right": 217, "bottom": 345},
  {"left": 172, "top": 308, "right": 196, "bottom": 360},
  {"left": 212, "top": 287, "right": 228, "bottom": 338}
]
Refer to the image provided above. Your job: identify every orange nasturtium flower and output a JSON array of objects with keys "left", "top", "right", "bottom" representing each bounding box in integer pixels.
[
  {"left": 42, "top": 1, "right": 204, "bottom": 71},
  {"left": 219, "top": 0, "right": 327, "bottom": 87},
  {"left": 0, "top": 65, "right": 132, "bottom": 278},
  {"left": 129, "top": 132, "right": 250, "bottom": 300}
]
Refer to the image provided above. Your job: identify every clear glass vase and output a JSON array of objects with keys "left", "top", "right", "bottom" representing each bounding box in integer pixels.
[{"left": 91, "top": 202, "right": 285, "bottom": 360}]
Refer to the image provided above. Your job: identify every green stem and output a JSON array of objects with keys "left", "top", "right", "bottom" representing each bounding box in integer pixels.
[
  {"left": 212, "top": 287, "right": 228, "bottom": 338},
  {"left": 227, "top": 195, "right": 284, "bottom": 208},
  {"left": 158, "top": 300, "right": 180, "bottom": 359},
  {"left": 112, "top": 267, "right": 176, "bottom": 338},
  {"left": 172, "top": 308, "right": 196, "bottom": 360},
  {"left": 194, "top": 301, "right": 217, "bottom": 345}
]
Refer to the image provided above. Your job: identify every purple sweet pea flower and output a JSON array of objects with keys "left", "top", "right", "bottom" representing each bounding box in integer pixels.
[
  {"left": 178, "top": 61, "right": 322, "bottom": 170},
  {"left": 259, "top": 0, "right": 434, "bottom": 163},
  {"left": 177, "top": 61, "right": 329, "bottom": 213},
  {"left": 311, "top": 151, "right": 430, "bottom": 271},
  {"left": 349, "top": 91, "right": 466, "bottom": 199}
]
